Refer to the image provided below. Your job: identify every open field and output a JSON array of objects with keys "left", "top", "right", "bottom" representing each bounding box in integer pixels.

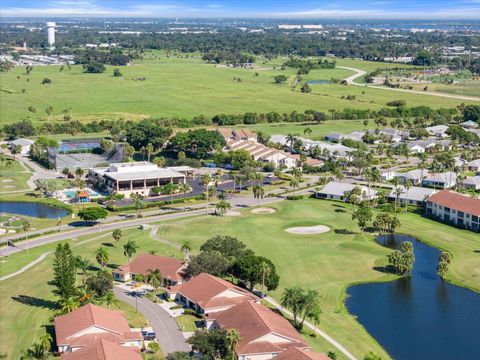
[
  {"left": 0, "top": 159, "right": 31, "bottom": 193},
  {"left": 0, "top": 53, "right": 473, "bottom": 126},
  {"left": 1, "top": 199, "right": 479, "bottom": 359},
  {"left": 235, "top": 120, "right": 371, "bottom": 140}
]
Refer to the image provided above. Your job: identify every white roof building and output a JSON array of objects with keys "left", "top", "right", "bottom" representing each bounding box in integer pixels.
[
  {"left": 463, "top": 176, "right": 480, "bottom": 190},
  {"left": 316, "top": 181, "right": 377, "bottom": 201},
  {"left": 422, "top": 172, "right": 457, "bottom": 189},
  {"left": 388, "top": 186, "right": 438, "bottom": 205}
]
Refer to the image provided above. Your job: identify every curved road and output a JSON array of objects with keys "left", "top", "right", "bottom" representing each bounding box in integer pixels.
[{"left": 338, "top": 66, "right": 480, "bottom": 102}]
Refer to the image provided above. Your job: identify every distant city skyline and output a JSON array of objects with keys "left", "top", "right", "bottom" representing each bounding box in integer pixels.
[{"left": 2, "top": 0, "right": 480, "bottom": 19}]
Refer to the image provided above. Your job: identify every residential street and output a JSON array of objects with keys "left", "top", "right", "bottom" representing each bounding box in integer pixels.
[{"left": 113, "top": 286, "right": 190, "bottom": 355}]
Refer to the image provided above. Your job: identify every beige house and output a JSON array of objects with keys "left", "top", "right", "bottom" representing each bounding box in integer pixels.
[
  {"left": 54, "top": 304, "right": 143, "bottom": 354},
  {"left": 88, "top": 161, "right": 185, "bottom": 198},
  {"left": 166, "top": 273, "right": 259, "bottom": 315}
]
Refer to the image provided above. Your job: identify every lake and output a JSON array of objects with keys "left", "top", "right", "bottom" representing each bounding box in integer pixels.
[
  {"left": 0, "top": 201, "right": 68, "bottom": 219},
  {"left": 306, "top": 80, "right": 331, "bottom": 85},
  {"left": 347, "top": 234, "right": 480, "bottom": 360}
]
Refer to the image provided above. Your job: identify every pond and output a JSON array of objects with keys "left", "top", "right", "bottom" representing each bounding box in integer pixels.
[
  {"left": 0, "top": 201, "right": 68, "bottom": 219},
  {"left": 306, "top": 80, "right": 331, "bottom": 85},
  {"left": 346, "top": 234, "right": 480, "bottom": 360}
]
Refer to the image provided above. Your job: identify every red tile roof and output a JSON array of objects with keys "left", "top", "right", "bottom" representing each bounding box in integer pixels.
[
  {"left": 211, "top": 300, "right": 308, "bottom": 356},
  {"left": 427, "top": 189, "right": 480, "bottom": 216},
  {"left": 169, "top": 273, "right": 258, "bottom": 311},
  {"left": 115, "top": 254, "right": 186, "bottom": 282},
  {"left": 54, "top": 304, "right": 142, "bottom": 346},
  {"left": 274, "top": 347, "right": 331, "bottom": 360},
  {"left": 61, "top": 338, "right": 142, "bottom": 360}
]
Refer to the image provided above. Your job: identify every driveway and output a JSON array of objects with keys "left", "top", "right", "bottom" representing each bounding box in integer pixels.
[{"left": 114, "top": 286, "right": 190, "bottom": 355}]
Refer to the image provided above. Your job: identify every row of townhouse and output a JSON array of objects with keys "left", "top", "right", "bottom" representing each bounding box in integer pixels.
[
  {"left": 381, "top": 169, "right": 458, "bottom": 189},
  {"left": 163, "top": 272, "right": 329, "bottom": 360},
  {"left": 269, "top": 134, "right": 353, "bottom": 160}
]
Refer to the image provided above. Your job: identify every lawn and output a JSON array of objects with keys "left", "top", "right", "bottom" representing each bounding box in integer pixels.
[
  {"left": 1, "top": 199, "right": 478, "bottom": 360},
  {"left": 0, "top": 159, "right": 31, "bottom": 193},
  {"left": 175, "top": 314, "right": 201, "bottom": 332},
  {"left": 0, "top": 53, "right": 471, "bottom": 126}
]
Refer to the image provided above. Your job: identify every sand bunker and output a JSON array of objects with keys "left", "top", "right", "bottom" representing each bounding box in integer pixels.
[
  {"left": 285, "top": 225, "right": 330, "bottom": 234},
  {"left": 2, "top": 179, "right": 13, "bottom": 182},
  {"left": 251, "top": 207, "right": 276, "bottom": 214},
  {"left": 4, "top": 185, "right": 15, "bottom": 189},
  {"left": 224, "top": 210, "right": 242, "bottom": 217}
]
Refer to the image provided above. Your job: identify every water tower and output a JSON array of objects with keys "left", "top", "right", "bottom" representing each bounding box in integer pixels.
[{"left": 46, "top": 22, "right": 56, "bottom": 47}]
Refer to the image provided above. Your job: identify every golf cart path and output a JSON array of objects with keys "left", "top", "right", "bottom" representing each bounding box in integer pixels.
[
  {"left": 338, "top": 66, "right": 480, "bottom": 102},
  {"left": 265, "top": 295, "right": 359, "bottom": 360},
  {"left": 0, "top": 251, "right": 52, "bottom": 282}
]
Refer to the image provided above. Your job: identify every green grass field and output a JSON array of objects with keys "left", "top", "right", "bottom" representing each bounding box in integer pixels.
[
  {"left": 0, "top": 159, "right": 31, "bottom": 193},
  {"left": 0, "top": 53, "right": 474, "bottom": 126},
  {"left": 1, "top": 199, "right": 478, "bottom": 360}
]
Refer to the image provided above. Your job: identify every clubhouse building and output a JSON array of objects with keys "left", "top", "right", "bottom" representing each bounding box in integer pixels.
[
  {"left": 426, "top": 190, "right": 480, "bottom": 231},
  {"left": 88, "top": 161, "right": 185, "bottom": 198}
]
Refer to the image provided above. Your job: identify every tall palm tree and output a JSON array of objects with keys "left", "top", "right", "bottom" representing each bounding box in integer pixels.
[
  {"left": 59, "top": 296, "right": 80, "bottom": 314},
  {"left": 22, "top": 218, "right": 31, "bottom": 251},
  {"left": 178, "top": 183, "right": 190, "bottom": 211},
  {"left": 38, "top": 333, "right": 52, "bottom": 354},
  {"left": 75, "top": 167, "right": 84, "bottom": 179},
  {"left": 123, "top": 240, "right": 139, "bottom": 263},
  {"left": 404, "top": 179, "right": 412, "bottom": 212},
  {"left": 181, "top": 240, "right": 192, "bottom": 259},
  {"left": 131, "top": 193, "right": 144, "bottom": 218},
  {"left": 281, "top": 286, "right": 304, "bottom": 327},
  {"left": 289, "top": 177, "right": 300, "bottom": 195},
  {"left": 259, "top": 261, "right": 271, "bottom": 303},
  {"left": 146, "top": 269, "right": 163, "bottom": 297},
  {"left": 100, "top": 291, "right": 118, "bottom": 309},
  {"left": 145, "top": 143, "right": 154, "bottom": 162},
  {"left": 95, "top": 247, "right": 109, "bottom": 269},
  {"left": 253, "top": 184, "right": 265, "bottom": 205},
  {"left": 226, "top": 329, "right": 242, "bottom": 360},
  {"left": 201, "top": 173, "right": 212, "bottom": 215},
  {"left": 75, "top": 256, "right": 92, "bottom": 284},
  {"left": 303, "top": 127, "right": 312, "bottom": 137}
]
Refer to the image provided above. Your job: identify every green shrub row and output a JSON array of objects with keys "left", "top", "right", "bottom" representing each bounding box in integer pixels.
[{"left": 106, "top": 195, "right": 204, "bottom": 211}]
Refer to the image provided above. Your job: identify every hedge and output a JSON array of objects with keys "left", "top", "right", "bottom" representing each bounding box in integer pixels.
[
  {"left": 286, "top": 195, "right": 304, "bottom": 200},
  {"left": 106, "top": 194, "right": 204, "bottom": 212}
]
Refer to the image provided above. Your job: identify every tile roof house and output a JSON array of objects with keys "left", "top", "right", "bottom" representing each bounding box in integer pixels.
[
  {"left": 166, "top": 273, "right": 259, "bottom": 315},
  {"left": 210, "top": 300, "right": 309, "bottom": 360},
  {"left": 54, "top": 304, "right": 143, "bottom": 353},
  {"left": 426, "top": 190, "right": 480, "bottom": 231},
  {"left": 217, "top": 128, "right": 257, "bottom": 142},
  {"left": 61, "top": 338, "right": 142, "bottom": 360},
  {"left": 113, "top": 253, "right": 186, "bottom": 285},
  {"left": 274, "top": 347, "right": 330, "bottom": 360}
]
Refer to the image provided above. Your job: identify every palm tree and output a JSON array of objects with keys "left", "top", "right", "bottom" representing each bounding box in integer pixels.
[
  {"left": 100, "top": 291, "right": 118, "bottom": 309},
  {"left": 259, "top": 261, "right": 271, "bottom": 303},
  {"left": 75, "top": 167, "right": 84, "bottom": 179},
  {"left": 95, "top": 247, "right": 109, "bottom": 269},
  {"left": 75, "top": 256, "right": 92, "bottom": 284},
  {"left": 146, "top": 269, "right": 163, "bottom": 297},
  {"left": 22, "top": 218, "right": 32, "bottom": 251},
  {"left": 181, "top": 240, "right": 192, "bottom": 259},
  {"left": 38, "top": 333, "right": 52, "bottom": 354},
  {"left": 303, "top": 127, "right": 312, "bottom": 137},
  {"left": 59, "top": 296, "right": 79, "bottom": 313},
  {"left": 281, "top": 286, "right": 304, "bottom": 327},
  {"left": 289, "top": 177, "right": 300, "bottom": 195},
  {"left": 216, "top": 200, "right": 231, "bottom": 216},
  {"left": 21, "top": 342, "right": 48, "bottom": 360},
  {"left": 226, "top": 329, "right": 242, "bottom": 360},
  {"left": 145, "top": 143, "right": 154, "bottom": 162},
  {"left": 62, "top": 167, "right": 70, "bottom": 178},
  {"left": 178, "top": 183, "right": 190, "bottom": 211},
  {"left": 285, "top": 133, "right": 298, "bottom": 151},
  {"left": 163, "top": 182, "right": 178, "bottom": 204},
  {"left": 131, "top": 193, "right": 144, "bottom": 218},
  {"left": 404, "top": 179, "right": 412, "bottom": 212},
  {"left": 253, "top": 184, "right": 265, "bottom": 205},
  {"left": 112, "top": 229, "right": 122, "bottom": 247},
  {"left": 154, "top": 156, "right": 166, "bottom": 167},
  {"left": 123, "top": 240, "right": 139, "bottom": 263},
  {"left": 201, "top": 173, "right": 212, "bottom": 215}
]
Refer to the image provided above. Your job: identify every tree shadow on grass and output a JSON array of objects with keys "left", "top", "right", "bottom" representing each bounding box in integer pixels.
[
  {"left": 373, "top": 266, "right": 391, "bottom": 274},
  {"left": 334, "top": 208, "right": 347, "bottom": 213},
  {"left": 87, "top": 265, "right": 100, "bottom": 271},
  {"left": 12, "top": 295, "right": 58, "bottom": 310},
  {"left": 107, "top": 263, "right": 119, "bottom": 269},
  {"left": 101, "top": 242, "right": 114, "bottom": 247},
  {"left": 473, "top": 250, "right": 480, "bottom": 253},
  {"left": 334, "top": 228, "right": 356, "bottom": 235}
]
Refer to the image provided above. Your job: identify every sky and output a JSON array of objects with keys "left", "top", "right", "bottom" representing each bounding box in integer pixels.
[{"left": 1, "top": 0, "right": 480, "bottom": 19}]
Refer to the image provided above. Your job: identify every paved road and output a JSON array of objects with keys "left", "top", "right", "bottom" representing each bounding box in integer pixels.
[
  {"left": 0, "top": 195, "right": 287, "bottom": 257},
  {"left": 264, "top": 295, "right": 358, "bottom": 360},
  {"left": 114, "top": 286, "right": 190, "bottom": 355},
  {"left": 338, "top": 65, "right": 480, "bottom": 102}
]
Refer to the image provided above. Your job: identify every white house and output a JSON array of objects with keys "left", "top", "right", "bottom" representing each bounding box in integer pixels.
[
  {"left": 324, "top": 132, "right": 344, "bottom": 143},
  {"left": 422, "top": 172, "right": 457, "bottom": 189},
  {"left": 316, "top": 182, "right": 377, "bottom": 201},
  {"left": 463, "top": 176, "right": 480, "bottom": 191},
  {"left": 396, "top": 169, "right": 430, "bottom": 185},
  {"left": 425, "top": 125, "right": 449, "bottom": 138},
  {"left": 468, "top": 159, "right": 480, "bottom": 172},
  {"left": 388, "top": 186, "right": 438, "bottom": 206},
  {"left": 8, "top": 138, "right": 34, "bottom": 156}
]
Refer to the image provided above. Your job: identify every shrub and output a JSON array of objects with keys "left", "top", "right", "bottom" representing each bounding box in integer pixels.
[{"left": 286, "top": 195, "right": 304, "bottom": 200}]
